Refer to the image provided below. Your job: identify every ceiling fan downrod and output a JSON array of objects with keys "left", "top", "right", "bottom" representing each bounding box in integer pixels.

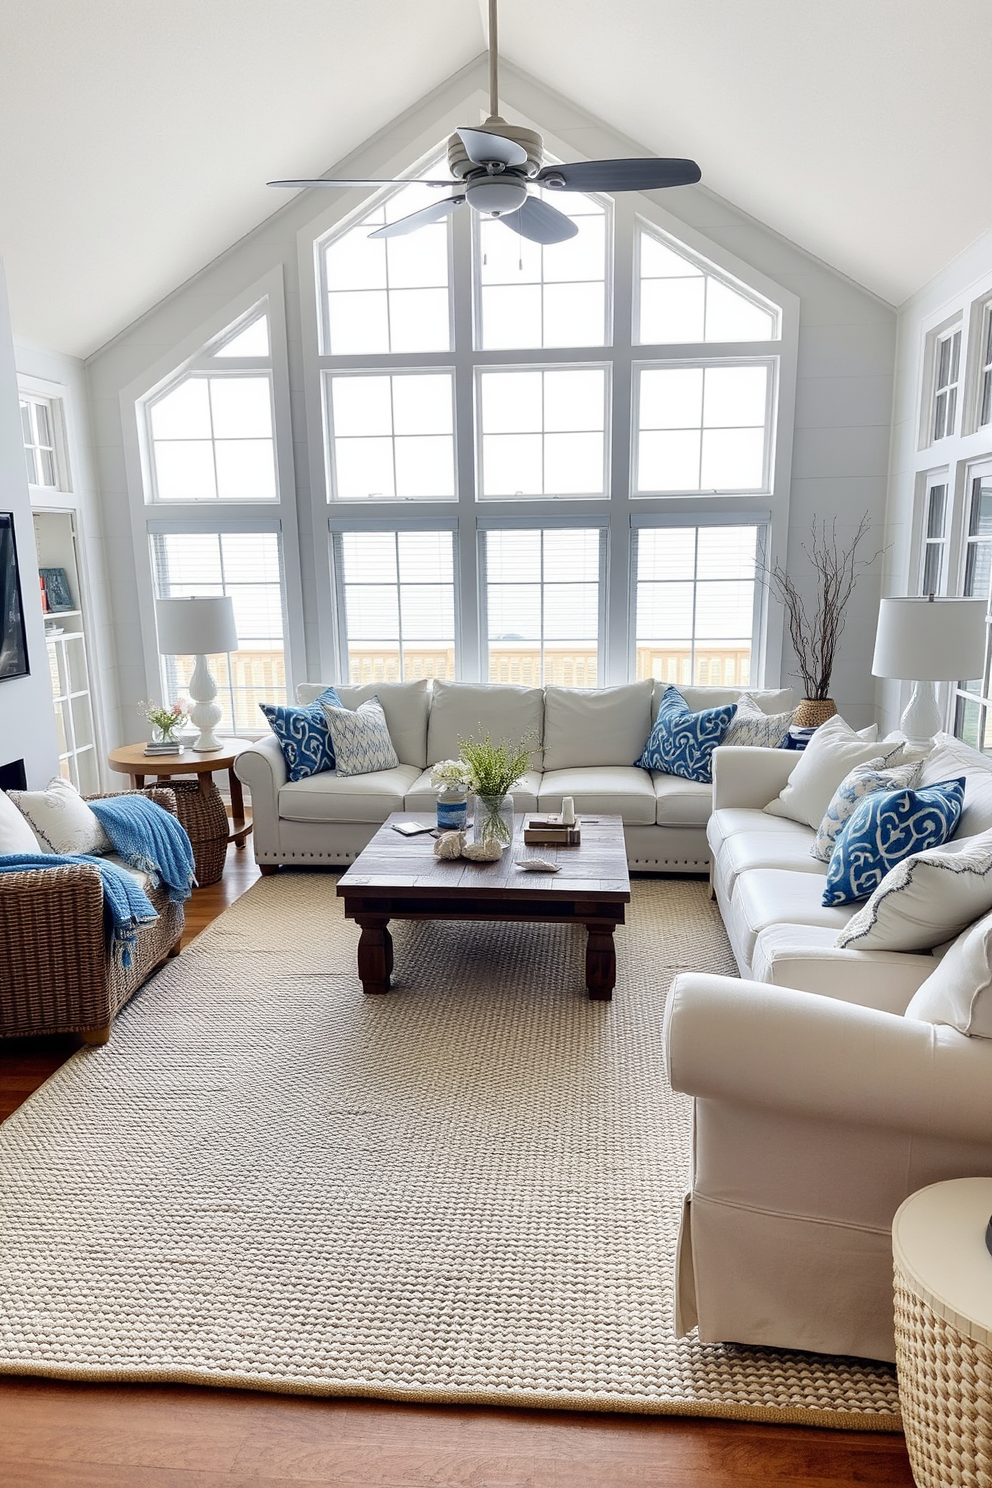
[{"left": 488, "top": 0, "right": 499, "bottom": 120}]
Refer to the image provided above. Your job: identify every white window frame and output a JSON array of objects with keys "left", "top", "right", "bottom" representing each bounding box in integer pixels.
[
  {"left": 19, "top": 388, "right": 71, "bottom": 492},
  {"left": 122, "top": 268, "right": 307, "bottom": 724},
  {"left": 951, "top": 457, "right": 992, "bottom": 750},
  {"left": 322, "top": 366, "right": 458, "bottom": 503},
  {"left": 633, "top": 220, "right": 782, "bottom": 346},
  {"left": 474, "top": 361, "right": 612, "bottom": 502},
  {"left": 918, "top": 471, "right": 951, "bottom": 596},
  {"left": 295, "top": 89, "right": 798, "bottom": 687},
  {"left": 927, "top": 321, "right": 963, "bottom": 444}
]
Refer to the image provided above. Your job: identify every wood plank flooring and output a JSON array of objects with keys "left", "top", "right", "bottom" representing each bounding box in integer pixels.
[{"left": 0, "top": 846, "right": 915, "bottom": 1487}]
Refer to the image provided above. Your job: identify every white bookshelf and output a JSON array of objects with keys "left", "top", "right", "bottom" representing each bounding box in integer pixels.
[{"left": 32, "top": 511, "right": 99, "bottom": 794}]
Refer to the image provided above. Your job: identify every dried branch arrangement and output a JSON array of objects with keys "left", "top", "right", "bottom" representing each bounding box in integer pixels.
[{"left": 764, "top": 516, "right": 882, "bottom": 701}]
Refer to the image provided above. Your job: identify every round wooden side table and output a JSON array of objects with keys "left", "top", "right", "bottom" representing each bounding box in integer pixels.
[
  {"left": 107, "top": 739, "right": 254, "bottom": 886},
  {"left": 893, "top": 1177, "right": 992, "bottom": 1488}
]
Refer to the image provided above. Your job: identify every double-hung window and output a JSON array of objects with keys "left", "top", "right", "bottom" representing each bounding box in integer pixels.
[{"left": 932, "top": 326, "right": 962, "bottom": 442}]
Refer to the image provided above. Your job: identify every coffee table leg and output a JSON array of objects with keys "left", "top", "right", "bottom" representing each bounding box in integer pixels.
[
  {"left": 356, "top": 916, "right": 393, "bottom": 994},
  {"left": 585, "top": 921, "right": 616, "bottom": 1001}
]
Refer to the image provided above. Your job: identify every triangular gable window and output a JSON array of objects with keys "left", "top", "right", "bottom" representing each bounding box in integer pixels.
[
  {"left": 637, "top": 224, "right": 779, "bottom": 344},
  {"left": 212, "top": 314, "right": 270, "bottom": 358}
]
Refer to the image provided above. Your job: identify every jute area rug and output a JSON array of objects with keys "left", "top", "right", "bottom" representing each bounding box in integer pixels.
[{"left": 0, "top": 874, "right": 900, "bottom": 1430}]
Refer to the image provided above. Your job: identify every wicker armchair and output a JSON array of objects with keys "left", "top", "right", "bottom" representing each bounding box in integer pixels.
[{"left": 0, "top": 788, "right": 185, "bottom": 1046}]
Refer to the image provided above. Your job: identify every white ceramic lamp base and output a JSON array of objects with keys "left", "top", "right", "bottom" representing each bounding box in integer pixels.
[
  {"left": 899, "top": 679, "right": 943, "bottom": 750},
  {"left": 188, "top": 654, "right": 225, "bottom": 752}
]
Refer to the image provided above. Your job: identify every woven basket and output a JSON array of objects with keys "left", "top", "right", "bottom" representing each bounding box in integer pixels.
[
  {"left": 163, "top": 779, "right": 230, "bottom": 886},
  {"left": 793, "top": 697, "right": 838, "bottom": 728},
  {"left": 894, "top": 1269, "right": 992, "bottom": 1487}
]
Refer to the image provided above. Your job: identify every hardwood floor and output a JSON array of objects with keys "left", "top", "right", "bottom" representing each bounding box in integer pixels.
[{"left": 0, "top": 845, "right": 915, "bottom": 1488}]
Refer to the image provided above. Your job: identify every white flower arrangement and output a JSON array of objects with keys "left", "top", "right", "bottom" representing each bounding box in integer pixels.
[{"left": 430, "top": 758, "right": 473, "bottom": 792}]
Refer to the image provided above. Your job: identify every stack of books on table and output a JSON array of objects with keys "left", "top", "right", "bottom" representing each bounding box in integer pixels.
[{"left": 144, "top": 740, "right": 184, "bottom": 757}]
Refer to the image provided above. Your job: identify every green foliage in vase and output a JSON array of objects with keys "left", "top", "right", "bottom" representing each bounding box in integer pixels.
[{"left": 458, "top": 731, "right": 534, "bottom": 799}]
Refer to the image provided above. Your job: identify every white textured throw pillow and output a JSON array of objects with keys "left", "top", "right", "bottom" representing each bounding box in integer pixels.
[
  {"left": 811, "top": 756, "right": 924, "bottom": 863},
  {"left": 764, "top": 714, "right": 903, "bottom": 830},
  {"left": 7, "top": 777, "right": 111, "bottom": 855},
  {"left": 722, "top": 694, "right": 795, "bottom": 749},
  {"left": 0, "top": 789, "right": 42, "bottom": 854},
  {"left": 920, "top": 733, "right": 992, "bottom": 839},
  {"left": 905, "top": 909, "right": 992, "bottom": 1037},
  {"left": 836, "top": 828, "right": 992, "bottom": 953},
  {"left": 320, "top": 697, "right": 399, "bottom": 778}
]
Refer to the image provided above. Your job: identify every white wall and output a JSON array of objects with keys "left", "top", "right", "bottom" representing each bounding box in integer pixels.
[
  {"left": 85, "top": 61, "right": 896, "bottom": 736},
  {"left": 881, "top": 225, "right": 992, "bottom": 735},
  {"left": 14, "top": 340, "right": 118, "bottom": 786},
  {"left": 0, "top": 262, "right": 60, "bottom": 785}
]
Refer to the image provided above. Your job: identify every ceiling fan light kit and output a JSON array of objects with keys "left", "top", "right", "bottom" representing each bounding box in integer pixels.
[{"left": 268, "top": 0, "right": 701, "bottom": 245}]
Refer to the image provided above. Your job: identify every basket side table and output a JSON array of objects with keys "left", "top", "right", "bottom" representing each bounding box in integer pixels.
[
  {"left": 107, "top": 739, "right": 254, "bottom": 886},
  {"left": 893, "top": 1177, "right": 992, "bottom": 1488}
]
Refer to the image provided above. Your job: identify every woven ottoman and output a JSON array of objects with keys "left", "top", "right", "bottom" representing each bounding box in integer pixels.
[{"left": 893, "top": 1178, "right": 992, "bottom": 1488}]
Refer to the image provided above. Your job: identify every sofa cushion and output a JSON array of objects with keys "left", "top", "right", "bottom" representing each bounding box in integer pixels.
[
  {"left": 706, "top": 807, "right": 811, "bottom": 858},
  {"left": 637, "top": 686, "right": 736, "bottom": 782},
  {"left": 764, "top": 715, "right": 904, "bottom": 828},
  {"left": 542, "top": 681, "right": 654, "bottom": 771},
  {"left": 920, "top": 732, "right": 992, "bottom": 838},
  {"left": 278, "top": 765, "right": 421, "bottom": 825},
  {"left": 427, "top": 681, "right": 544, "bottom": 769},
  {"left": 837, "top": 828, "right": 992, "bottom": 953},
  {"left": 260, "top": 687, "right": 342, "bottom": 781},
  {"left": 823, "top": 778, "right": 965, "bottom": 907},
  {"left": 102, "top": 853, "right": 153, "bottom": 892},
  {"left": 653, "top": 774, "right": 713, "bottom": 828},
  {"left": 656, "top": 683, "right": 794, "bottom": 716},
  {"left": 728, "top": 869, "right": 854, "bottom": 967},
  {"left": 538, "top": 767, "right": 657, "bottom": 826},
  {"left": 906, "top": 909, "right": 992, "bottom": 1037},
  {"left": 721, "top": 830, "right": 827, "bottom": 884},
  {"left": 0, "top": 789, "right": 41, "bottom": 854},
  {"left": 321, "top": 698, "right": 399, "bottom": 777},
  {"left": 8, "top": 777, "right": 111, "bottom": 856},
  {"left": 298, "top": 680, "right": 429, "bottom": 769},
  {"left": 404, "top": 768, "right": 542, "bottom": 815}
]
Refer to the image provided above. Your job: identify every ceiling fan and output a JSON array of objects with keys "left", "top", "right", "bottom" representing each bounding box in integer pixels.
[{"left": 267, "top": 0, "right": 701, "bottom": 246}]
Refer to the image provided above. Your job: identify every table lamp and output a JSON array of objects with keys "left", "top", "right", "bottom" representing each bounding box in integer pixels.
[
  {"left": 871, "top": 596, "right": 987, "bottom": 747},
  {"left": 155, "top": 596, "right": 238, "bottom": 752}
]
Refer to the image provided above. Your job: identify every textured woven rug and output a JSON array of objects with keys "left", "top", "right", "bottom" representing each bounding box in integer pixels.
[{"left": 0, "top": 874, "right": 900, "bottom": 1429}]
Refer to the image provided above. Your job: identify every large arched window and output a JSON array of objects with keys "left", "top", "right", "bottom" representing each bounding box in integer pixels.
[{"left": 315, "top": 149, "right": 788, "bottom": 688}]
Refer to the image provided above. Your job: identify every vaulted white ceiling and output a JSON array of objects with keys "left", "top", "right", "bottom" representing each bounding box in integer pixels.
[{"left": 2, "top": 0, "right": 991, "bottom": 359}]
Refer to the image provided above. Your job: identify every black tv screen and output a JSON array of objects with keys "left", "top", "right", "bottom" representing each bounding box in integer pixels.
[{"left": 0, "top": 512, "right": 29, "bottom": 681}]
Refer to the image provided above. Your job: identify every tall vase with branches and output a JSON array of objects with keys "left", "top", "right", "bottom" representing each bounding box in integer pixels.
[{"left": 764, "top": 516, "right": 881, "bottom": 726}]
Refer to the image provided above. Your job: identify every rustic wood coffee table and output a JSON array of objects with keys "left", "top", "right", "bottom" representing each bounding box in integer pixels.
[{"left": 337, "top": 813, "right": 631, "bottom": 1001}]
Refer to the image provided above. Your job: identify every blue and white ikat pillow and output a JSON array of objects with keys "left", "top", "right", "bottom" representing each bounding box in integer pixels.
[
  {"left": 822, "top": 776, "right": 965, "bottom": 907},
  {"left": 811, "top": 755, "right": 923, "bottom": 863},
  {"left": 259, "top": 687, "right": 342, "bottom": 782},
  {"left": 635, "top": 685, "right": 737, "bottom": 784},
  {"left": 320, "top": 697, "right": 399, "bottom": 778}
]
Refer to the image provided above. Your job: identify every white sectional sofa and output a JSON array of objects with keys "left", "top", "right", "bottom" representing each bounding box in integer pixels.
[
  {"left": 235, "top": 677, "right": 794, "bottom": 873},
  {"left": 666, "top": 732, "right": 992, "bottom": 1362}
]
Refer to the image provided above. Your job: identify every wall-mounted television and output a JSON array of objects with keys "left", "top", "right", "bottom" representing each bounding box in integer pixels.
[{"left": 0, "top": 512, "right": 29, "bottom": 682}]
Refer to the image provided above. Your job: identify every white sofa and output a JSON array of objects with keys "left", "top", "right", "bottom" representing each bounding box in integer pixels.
[
  {"left": 665, "top": 733, "right": 992, "bottom": 1362},
  {"left": 235, "top": 678, "right": 794, "bottom": 873}
]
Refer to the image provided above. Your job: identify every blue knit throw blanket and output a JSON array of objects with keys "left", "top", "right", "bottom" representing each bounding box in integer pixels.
[
  {"left": 89, "top": 794, "right": 196, "bottom": 904},
  {"left": 0, "top": 853, "right": 157, "bottom": 968}
]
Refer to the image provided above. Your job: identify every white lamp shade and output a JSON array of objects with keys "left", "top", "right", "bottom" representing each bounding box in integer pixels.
[
  {"left": 872, "top": 597, "right": 987, "bottom": 681},
  {"left": 155, "top": 596, "right": 238, "bottom": 656}
]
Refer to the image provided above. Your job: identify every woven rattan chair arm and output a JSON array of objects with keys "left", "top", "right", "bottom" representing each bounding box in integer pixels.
[
  {"left": 85, "top": 787, "right": 179, "bottom": 817},
  {"left": 0, "top": 864, "right": 108, "bottom": 1027}
]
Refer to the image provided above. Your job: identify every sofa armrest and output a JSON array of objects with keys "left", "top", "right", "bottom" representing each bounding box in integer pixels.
[
  {"left": 664, "top": 972, "right": 992, "bottom": 1145},
  {"left": 86, "top": 787, "right": 178, "bottom": 817},
  {"left": 233, "top": 734, "right": 287, "bottom": 857},
  {"left": 711, "top": 746, "right": 799, "bottom": 810},
  {"left": 0, "top": 863, "right": 109, "bottom": 1018}
]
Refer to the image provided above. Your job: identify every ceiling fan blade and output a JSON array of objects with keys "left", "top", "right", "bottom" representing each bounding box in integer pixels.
[
  {"left": 500, "top": 196, "right": 578, "bottom": 246},
  {"left": 457, "top": 127, "right": 528, "bottom": 169},
  {"left": 368, "top": 197, "right": 465, "bottom": 238},
  {"left": 535, "top": 158, "right": 702, "bottom": 192},
  {"left": 267, "top": 177, "right": 453, "bottom": 189}
]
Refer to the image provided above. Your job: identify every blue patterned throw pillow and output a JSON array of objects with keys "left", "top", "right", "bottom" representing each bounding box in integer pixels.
[
  {"left": 822, "top": 777, "right": 965, "bottom": 907},
  {"left": 320, "top": 697, "right": 399, "bottom": 778},
  {"left": 635, "top": 685, "right": 737, "bottom": 784},
  {"left": 259, "top": 687, "right": 342, "bottom": 782}
]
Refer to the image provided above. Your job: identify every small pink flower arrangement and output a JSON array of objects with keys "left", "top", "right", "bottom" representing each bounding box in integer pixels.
[{"left": 140, "top": 698, "right": 189, "bottom": 734}]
